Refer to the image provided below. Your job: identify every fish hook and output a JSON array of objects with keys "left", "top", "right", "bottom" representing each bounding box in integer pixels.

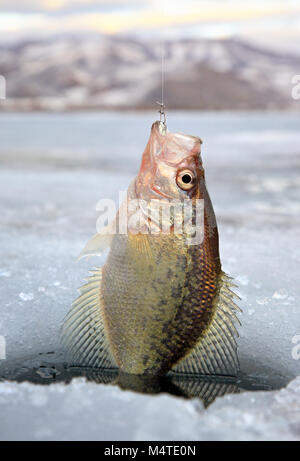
[{"left": 156, "top": 101, "right": 167, "bottom": 133}]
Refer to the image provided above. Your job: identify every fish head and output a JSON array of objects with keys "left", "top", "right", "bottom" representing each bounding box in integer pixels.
[{"left": 136, "top": 121, "right": 204, "bottom": 202}]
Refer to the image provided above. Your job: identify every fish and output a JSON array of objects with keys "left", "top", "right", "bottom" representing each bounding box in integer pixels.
[{"left": 62, "top": 120, "right": 241, "bottom": 377}]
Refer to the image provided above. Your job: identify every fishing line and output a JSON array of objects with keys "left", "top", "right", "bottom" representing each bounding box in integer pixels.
[
  {"left": 161, "top": 39, "right": 164, "bottom": 111},
  {"left": 156, "top": 1, "right": 167, "bottom": 130},
  {"left": 157, "top": 38, "right": 166, "bottom": 129}
]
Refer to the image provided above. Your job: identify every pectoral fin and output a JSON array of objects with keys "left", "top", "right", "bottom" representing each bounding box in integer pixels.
[{"left": 78, "top": 231, "right": 113, "bottom": 260}]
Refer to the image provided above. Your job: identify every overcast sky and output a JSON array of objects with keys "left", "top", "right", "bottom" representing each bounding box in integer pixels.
[{"left": 0, "top": 0, "right": 299, "bottom": 52}]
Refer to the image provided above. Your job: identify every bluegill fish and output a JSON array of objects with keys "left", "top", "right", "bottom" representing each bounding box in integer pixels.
[{"left": 63, "top": 121, "right": 241, "bottom": 376}]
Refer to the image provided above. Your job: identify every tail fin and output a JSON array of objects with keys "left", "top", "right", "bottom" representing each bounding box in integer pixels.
[
  {"left": 62, "top": 268, "right": 117, "bottom": 370},
  {"left": 171, "top": 272, "right": 241, "bottom": 377}
]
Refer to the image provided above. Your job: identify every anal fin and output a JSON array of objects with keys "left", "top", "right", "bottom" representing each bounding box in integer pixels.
[
  {"left": 171, "top": 272, "right": 242, "bottom": 377},
  {"left": 62, "top": 268, "right": 117, "bottom": 370}
]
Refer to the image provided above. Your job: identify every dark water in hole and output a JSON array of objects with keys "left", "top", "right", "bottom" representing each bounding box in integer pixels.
[{"left": 0, "top": 351, "right": 285, "bottom": 408}]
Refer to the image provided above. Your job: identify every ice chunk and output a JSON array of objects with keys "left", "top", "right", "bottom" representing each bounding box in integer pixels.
[
  {"left": 272, "top": 289, "right": 289, "bottom": 300},
  {"left": 18, "top": 293, "right": 34, "bottom": 302}
]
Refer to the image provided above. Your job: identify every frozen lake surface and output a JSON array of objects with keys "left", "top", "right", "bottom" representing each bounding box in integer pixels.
[{"left": 0, "top": 111, "right": 299, "bottom": 440}]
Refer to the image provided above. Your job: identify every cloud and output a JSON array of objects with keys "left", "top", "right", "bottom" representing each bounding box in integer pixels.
[
  {"left": 0, "top": 0, "right": 147, "bottom": 12},
  {"left": 0, "top": 0, "right": 300, "bottom": 50},
  {"left": 0, "top": 0, "right": 297, "bottom": 15}
]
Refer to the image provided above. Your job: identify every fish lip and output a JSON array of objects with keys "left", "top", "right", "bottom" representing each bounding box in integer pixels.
[{"left": 149, "top": 185, "right": 173, "bottom": 200}]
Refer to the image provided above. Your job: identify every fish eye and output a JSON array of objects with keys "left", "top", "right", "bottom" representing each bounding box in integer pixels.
[{"left": 176, "top": 170, "right": 195, "bottom": 190}]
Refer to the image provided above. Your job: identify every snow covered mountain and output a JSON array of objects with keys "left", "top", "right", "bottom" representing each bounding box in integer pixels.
[{"left": 0, "top": 35, "right": 299, "bottom": 111}]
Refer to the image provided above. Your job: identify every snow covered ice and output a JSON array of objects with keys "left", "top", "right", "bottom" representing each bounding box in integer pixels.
[
  {"left": 0, "top": 377, "right": 299, "bottom": 441},
  {"left": 0, "top": 112, "right": 299, "bottom": 440}
]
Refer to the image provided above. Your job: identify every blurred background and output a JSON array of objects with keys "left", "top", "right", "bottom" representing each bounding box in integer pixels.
[
  {"left": 0, "top": 0, "right": 300, "bottom": 111},
  {"left": 0, "top": 0, "right": 300, "bottom": 442}
]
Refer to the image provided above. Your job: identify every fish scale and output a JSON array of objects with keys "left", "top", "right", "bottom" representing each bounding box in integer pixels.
[{"left": 102, "top": 234, "right": 187, "bottom": 374}]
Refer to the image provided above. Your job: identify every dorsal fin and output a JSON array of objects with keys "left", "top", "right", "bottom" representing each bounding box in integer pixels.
[
  {"left": 171, "top": 272, "right": 241, "bottom": 377},
  {"left": 62, "top": 268, "right": 117, "bottom": 369}
]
